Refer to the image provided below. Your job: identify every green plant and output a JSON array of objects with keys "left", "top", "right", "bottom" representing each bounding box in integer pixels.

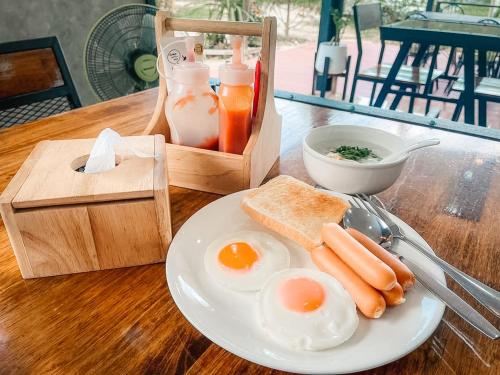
[
  {"left": 379, "top": 0, "right": 426, "bottom": 23},
  {"left": 330, "top": 9, "right": 350, "bottom": 45},
  {"left": 180, "top": 0, "right": 261, "bottom": 22},
  {"left": 177, "top": 0, "right": 262, "bottom": 48},
  {"left": 257, "top": 0, "right": 320, "bottom": 39}
]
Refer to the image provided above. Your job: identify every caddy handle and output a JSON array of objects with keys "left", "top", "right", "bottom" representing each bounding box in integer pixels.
[{"left": 164, "top": 17, "right": 263, "bottom": 37}]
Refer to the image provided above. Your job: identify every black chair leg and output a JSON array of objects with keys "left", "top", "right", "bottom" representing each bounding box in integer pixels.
[
  {"left": 478, "top": 99, "right": 487, "bottom": 127},
  {"left": 369, "top": 82, "right": 377, "bottom": 106},
  {"left": 452, "top": 92, "right": 464, "bottom": 122},
  {"left": 342, "top": 56, "right": 351, "bottom": 101},
  {"left": 349, "top": 77, "right": 358, "bottom": 103},
  {"left": 319, "top": 57, "right": 331, "bottom": 98},
  {"left": 312, "top": 52, "right": 317, "bottom": 95},
  {"left": 445, "top": 79, "right": 454, "bottom": 95},
  {"left": 409, "top": 86, "right": 416, "bottom": 113},
  {"left": 444, "top": 47, "right": 455, "bottom": 76},
  {"left": 453, "top": 53, "right": 464, "bottom": 76},
  {"left": 425, "top": 97, "right": 431, "bottom": 115},
  {"left": 390, "top": 88, "right": 404, "bottom": 111}
]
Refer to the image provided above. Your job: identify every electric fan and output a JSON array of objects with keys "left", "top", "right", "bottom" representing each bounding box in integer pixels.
[{"left": 84, "top": 4, "right": 159, "bottom": 101}]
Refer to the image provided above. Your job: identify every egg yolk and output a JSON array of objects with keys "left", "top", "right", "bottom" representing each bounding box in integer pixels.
[
  {"left": 218, "top": 242, "right": 259, "bottom": 271},
  {"left": 278, "top": 277, "right": 325, "bottom": 313}
]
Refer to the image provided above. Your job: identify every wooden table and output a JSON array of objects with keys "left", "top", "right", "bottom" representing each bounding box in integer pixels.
[
  {"left": 376, "top": 18, "right": 500, "bottom": 125},
  {"left": 419, "top": 11, "right": 500, "bottom": 25},
  {"left": 0, "top": 89, "right": 498, "bottom": 374}
]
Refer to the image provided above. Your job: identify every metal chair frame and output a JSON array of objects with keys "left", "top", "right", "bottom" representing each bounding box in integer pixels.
[
  {"left": 311, "top": 53, "right": 351, "bottom": 100},
  {"left": 349, "top": 2, "right": 439, "bottom": 113},
  {"left": 0, "top": 36, "right": 81, "bottom": 113}
]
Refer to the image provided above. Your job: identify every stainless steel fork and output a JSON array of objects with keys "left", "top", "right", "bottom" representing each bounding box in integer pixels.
[
  {"left": 349, "top": 197, "right": 499, "bottom": 340},
  {"left": 355, "top": 193, "right": 500, "bottom": 319}
]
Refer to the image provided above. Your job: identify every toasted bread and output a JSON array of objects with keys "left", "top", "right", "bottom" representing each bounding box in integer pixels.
[{"left": 241, "top": 175, "right": 349, "bottom": 251}]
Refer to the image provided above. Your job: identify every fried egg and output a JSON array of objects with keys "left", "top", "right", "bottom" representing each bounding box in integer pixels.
[
  {"left": 257, "top": 268, "right": 359, "bottom": 351},
  {"left": 204, "top": 231, "right": 290, "bottom": 291}
]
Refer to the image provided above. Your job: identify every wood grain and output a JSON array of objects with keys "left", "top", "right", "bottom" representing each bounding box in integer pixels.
[
  {"left": 153, "top": 134, "right": 172, "bottom": 251},
  {"left": 15, "top": 205, "right": 99, "bottom": 277},
  {"left": 0, "top": 48, "right": 63, "bottom": 99},
  {"left": 1, "top": 132, "right": 170, "bottom": 278},
  {"left": 142, "top": 11, "right": 171, "bottom": 139},
  {"left": 11, "top": 136, "right": 155, "bottom": 208},
  {"left": 0, "top": 141, "right": 49, "bottom": 278},
  {"left": 88, "top": 199, "right": 163, "bottom": 269},
  {"left": 243, "top": 17, "right": 282, "bottom": 188},
  {"left": 165, "top": 143, "right": 245, "bottom": 194},
  {"left": 0, "top": 88, "right": 499, "bottom": 374},
  {"left": 164, "top": 15, "right": 263, "bottom": 37}
]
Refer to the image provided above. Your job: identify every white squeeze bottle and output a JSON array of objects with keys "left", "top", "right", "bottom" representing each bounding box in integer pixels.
[{"left": 165, "top": 38, "right": 219, "bottom": 150}]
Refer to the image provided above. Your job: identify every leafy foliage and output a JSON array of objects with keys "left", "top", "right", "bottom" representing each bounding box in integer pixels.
[
  {"left": 379, "top": 0, "right": 426, "bottom": 23},
  {"left": 330, "top": 8, "right": 350, "bottom": 45},
  {"left": 256, "top": 0, "right": 321, "bottom": 39},
  {"left": 176, "top": 0, "right": 262, "bottom": 48}
]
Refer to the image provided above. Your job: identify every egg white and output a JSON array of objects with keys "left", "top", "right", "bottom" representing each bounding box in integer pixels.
[
  {"left": 257, "top": 268, "right": 359, "bottom": 351},
  {"left": 204, "top": 231, "right": 290, "bottom": 292}
]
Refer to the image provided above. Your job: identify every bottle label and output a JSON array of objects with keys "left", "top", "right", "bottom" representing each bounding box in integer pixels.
[{"left": 159, "top": 35, "right": 205, "bottom": 91}]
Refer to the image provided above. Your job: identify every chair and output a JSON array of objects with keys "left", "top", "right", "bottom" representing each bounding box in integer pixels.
[
  {"left": 349, "top": 2, "right": 443, "bottom": 113},
  {"left": 440, "top": 9, "right": 500, "bottom": 93},
  {"left": 311, "top": 53, "right": 351, "bottom": 100},
  {"left": 404, "top": 12, "right": 434, "bottom": 67},
  {"left": 451, "top": 77, "right": 500, "bottom": 126},
  {"left": 437, "top": 2, "right": 465, "bottom": 92},
  {"left": 449, "top": 17, "right": 500, "bottom": 126},
  {"left": 0, "top": 37, "right": 81, "bottom": 129}
]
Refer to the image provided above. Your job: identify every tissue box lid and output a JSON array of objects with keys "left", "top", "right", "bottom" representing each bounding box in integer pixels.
[{"left": 10, "top": 136, "right": 159, "bottom": 209}]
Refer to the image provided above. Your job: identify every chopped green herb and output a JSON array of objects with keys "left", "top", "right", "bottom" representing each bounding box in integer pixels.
[{"left": 333, "top": 146, "right": 378, "bottom": 161}]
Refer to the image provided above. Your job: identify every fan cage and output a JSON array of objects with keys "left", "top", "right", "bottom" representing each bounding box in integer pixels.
[{"left": 85, "top": 4, "right": 158, "bottom": 101}]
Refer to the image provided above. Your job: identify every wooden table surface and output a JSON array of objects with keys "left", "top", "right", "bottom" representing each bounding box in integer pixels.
[{"left": 0, "top": 89, "right": 498, "bottom": 374}]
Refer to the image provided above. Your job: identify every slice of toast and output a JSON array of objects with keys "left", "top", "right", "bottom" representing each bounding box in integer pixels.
[{"left": 241, "top": 175, "right": 350, "bottom": 251}]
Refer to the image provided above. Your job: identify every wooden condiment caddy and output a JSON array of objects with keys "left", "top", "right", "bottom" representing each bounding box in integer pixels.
[
  {"left": 0, "top": 135, "right": 171, "bottom": 278},
  {"left": 144, "top": 14, "right": 282, "bottom": 195}
]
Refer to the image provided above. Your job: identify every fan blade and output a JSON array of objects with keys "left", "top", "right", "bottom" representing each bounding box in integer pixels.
[
  {"left": 138, "top": 14, "right": 156, "bottom": 52},
  {"left": 85, "top": 5, "right": 160, "bottom": 100}
]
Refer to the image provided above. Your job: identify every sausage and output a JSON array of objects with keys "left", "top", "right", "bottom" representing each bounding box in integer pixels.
[
  {"left": 346, "top": 228, "right": 416, "bottom": 291},
  {"left": 381, "top": 283, "right": 406, "bottom": 306},
  {"left": 311, "top": 245, "right": 386, "bottom": 319},
  {"left": 321, "top": 223, "right": 397, "bottom": 291}
]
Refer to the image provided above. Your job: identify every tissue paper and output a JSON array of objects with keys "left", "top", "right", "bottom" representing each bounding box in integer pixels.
[{"left": 84, "top": 128, "right": 151, "bottom": 173}]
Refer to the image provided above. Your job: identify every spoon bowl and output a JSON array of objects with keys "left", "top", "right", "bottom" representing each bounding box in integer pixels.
[{"left": 343, "top": 206, "right": 393, "bottom": 246}]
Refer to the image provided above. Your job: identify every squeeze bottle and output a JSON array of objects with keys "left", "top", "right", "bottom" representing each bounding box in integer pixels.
[
  {"left": 218, "top": 37, "right": 255, "bottom": 154},
  {"left": 166, "top": 38, "right": 219, "bottom": 150}
]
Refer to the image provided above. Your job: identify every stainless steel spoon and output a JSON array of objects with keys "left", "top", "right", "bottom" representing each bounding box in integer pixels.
[
  {"left": 351, "top": 194, "right": 500, "bottom": 319},
  {"left": 343, "top": 201, "right": 500, "bottom": 340}
]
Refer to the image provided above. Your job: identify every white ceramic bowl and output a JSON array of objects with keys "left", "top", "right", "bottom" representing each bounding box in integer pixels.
[{"left": 303, "top": 125, "right": 409, "bottom": 194}]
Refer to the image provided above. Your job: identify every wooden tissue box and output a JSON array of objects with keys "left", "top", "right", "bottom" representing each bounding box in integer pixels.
[{"left": 0, "top": 135, "right": 171, "bottom": 279}]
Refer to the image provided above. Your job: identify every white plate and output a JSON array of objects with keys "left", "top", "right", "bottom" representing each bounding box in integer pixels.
[{"left": 166, "top": 190, "right": 445, "bottom": 374}]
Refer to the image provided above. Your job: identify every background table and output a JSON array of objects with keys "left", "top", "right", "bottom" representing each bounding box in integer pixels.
[
  {"left": 419, "top": 11, "right": 500, "bottom": 25},
  {"left": 376, "top": 19, "right": 500, "bottom": 125},
  {"left": 0, "top": 89, "right": 498, "bottom": 374}
]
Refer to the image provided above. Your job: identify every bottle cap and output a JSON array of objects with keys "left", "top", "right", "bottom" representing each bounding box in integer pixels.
[
  {"left": 173, "top": 37, "right": 210, "bottom": 85},
  {"left": 219, "top": 37, "right": 254, "bottom": 86}
]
